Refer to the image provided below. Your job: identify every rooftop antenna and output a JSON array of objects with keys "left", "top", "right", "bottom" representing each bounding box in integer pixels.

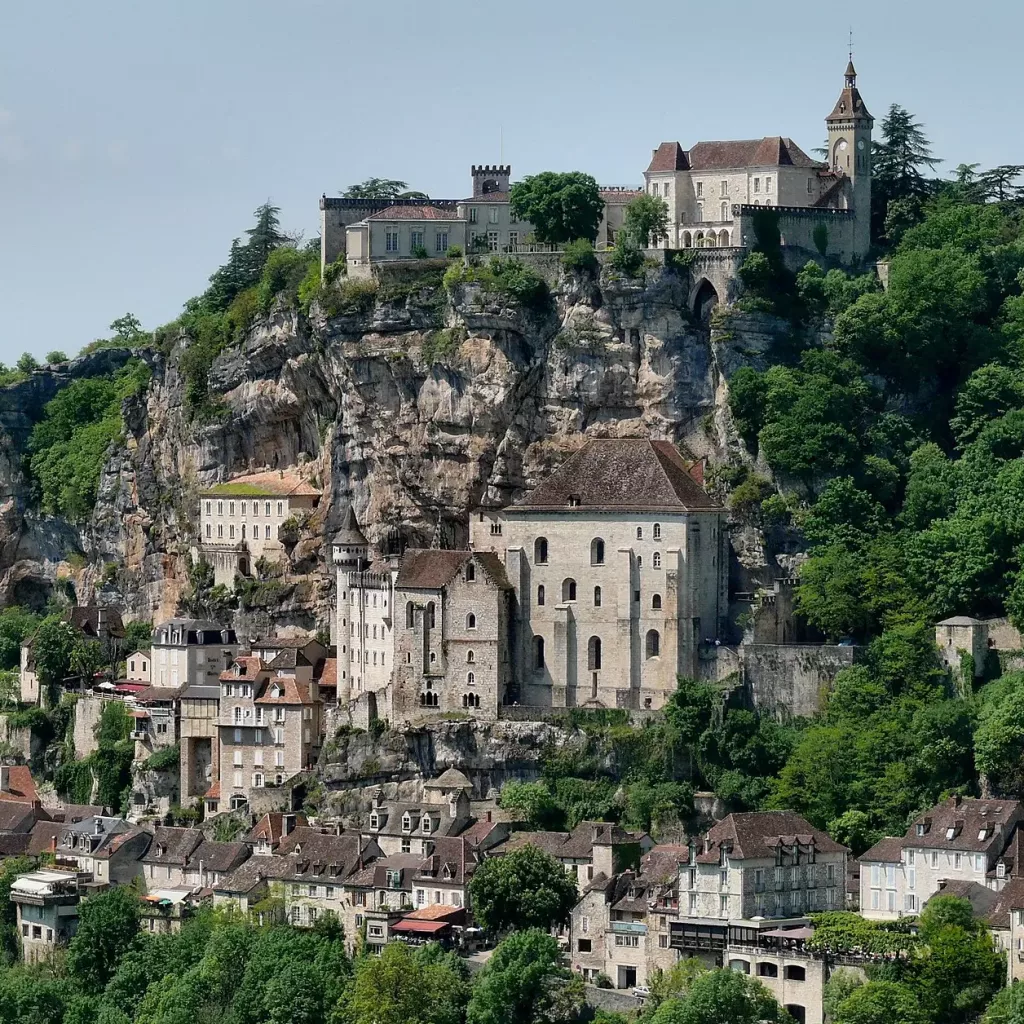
[
  {"left": 848, "top": 26, "right": 853, "bottom": 63},
  {"left": 499, "top": 125, "right": 504, "bottom": 165}
]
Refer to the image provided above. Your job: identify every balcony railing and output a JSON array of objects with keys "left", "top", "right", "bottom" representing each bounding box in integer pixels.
[{"left": 610, "top": 921, "right": 647, "bottom": 936}]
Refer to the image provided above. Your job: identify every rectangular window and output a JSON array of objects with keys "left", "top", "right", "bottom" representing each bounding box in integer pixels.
[
  {"left": 254, "top": 750, "right": 263, "bottom": 767},
  {"left": 807, "top": 177, "right": 813, "bottom": 193},
  {"left": 886, "top": 865, "right": 896, "bottom": 888},
  {"left": 205, "top": 524, "right": 211, "bottom": 538},
  {"left": 577, "top": 938, "right": 592, "bottom": 952},
  {"left": 887, "top": 890, "right": 896, "bottom": 912},
  {"left": 265, "top": 524, "right": 271, "bottom": 539},
  {"left": 218, "top": 524, "right": 223, "bottom": 539},
  {"left": 871, "top": 889, "right": 880, "bottom": 909},
  {"left": 753, "top": 177, "right": 761, "bottom": 193},
  {"left": 719, "top": 894, "right": 728, "bottom": 915},
  {"left": 652, "top": 182, "right": 659, "bottom": 196},
  {"left": 508, "top": 231, "right": 518, "bottom": 249},
  {"left": 277, "top": 501, "right": 283, "bottom": 516},
  {"left": 931, "top": 851, "right": 938, "bottom": 867},
  {"left": 720, "top": 180, "right": 728, "bottom": 196},
  {"left": 765, "top": 175, "right": 772, "bottom": 193},
  {"left": 229, "top": 525, "right": 235, "bottom": 540},
  {"left": 435, "top": 231, "right": 449, "bottom": 253},
  {"left": 954, "top": 853, "right": 962, "bottom": 869},
  {"left": 228, "top": 500, "right": 235, "bottom": 515},
  {"left": 217, "top": 501, "right": 223, "bottom": 516},
  {"left": 205, "top": 501, "right": 211, "bottom": 516},
  {"left": 488, "top": 206, "right": 499, "bottom": 224},
  {"left": 265, "top": 501, "right": 271, "bottom": 516},
  {"left": 385, "top": 229, "right": 400, "bottom": 253},
  {"left": 908, "top": 869, "right": 916, "bottom": 889},
  {"left": 696, "top": 181, "right": 703, "bottom": 197},
  {"left": 410, "top": 230, "right": 424, "bottom": 251},
  {"left": 233, "top": 770, "right": 242, "bottom": 788},
  {"left": 905, "top": 894, "right": 917, "bottom": 911},
  {"left": 233, "top": 750, "right": 242, "bottom": 767},
  {"left": 976, "top": 854, "right": 985, "bottom": 871},
  {"left": 241, "top": 501, "right": 246, "bottom": 516},
  {"left": 487, "top": 231, "right": 499, "bottom": 251},
  {"left": 469, "top": 207, "right": 478, "bottom": 223}
]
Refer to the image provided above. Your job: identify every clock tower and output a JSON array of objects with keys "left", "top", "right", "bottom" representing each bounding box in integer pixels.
[{"left": 826, "top": 59, "right": 873, "bottom": 257}]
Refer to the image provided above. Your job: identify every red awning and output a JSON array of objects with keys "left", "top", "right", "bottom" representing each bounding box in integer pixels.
[{"left": 391, "top": 918, "right": 450, "bottom": 934}]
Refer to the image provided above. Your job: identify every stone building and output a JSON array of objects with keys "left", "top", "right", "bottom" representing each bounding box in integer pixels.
[
  {"left": 358, "top": 775, "right": 474, "bottom": 857},
  {"left": 10, "top": 870, "right": 81, "bottom": 964},
  {"left": 151, "top": 619, "right": 238, "bottom": 690},
  {"left": 54, "top": 816, "right": 150, "bottom": 885},
  {"left": 215, "top": 655, "right": 323, "bottom": 811},
  {"left": 643, "top": 61, "right": 872, "bottom": 262},
  {"left": 199, "top": 471, "right": 321, "bottom": 586},
  {"left": 391, "top": 549, "right": 513, "bottom": 723},
  {"left": 250, "top": 635, "right": 328, "bottom": 683},
  {"left": 859, "top": 796, "right": 1024, "bottom": 920},
  {"left": 471, "top": 438, "right": 726, "bottom": 711},
  {"left": 179, "top": 678, "right": 221, "bottom": 806},
  {"left": 935, "top": 616, "right": 990, "bottom": 678},
  {"left": 346, "top": 205, "right": 465, "bottom": 275},
  {"left": 332, "top": 508, "right": 397, "bottom": 708}
]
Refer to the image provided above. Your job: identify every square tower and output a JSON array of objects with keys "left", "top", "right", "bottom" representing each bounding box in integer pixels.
[{"left": 471, "top": 164, "right": 511, "bottom": 197}]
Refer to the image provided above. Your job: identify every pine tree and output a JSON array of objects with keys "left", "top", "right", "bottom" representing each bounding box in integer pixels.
[
  {"left": 245, "top": 201, "right": 288, "bottom": 267},
  {"left": 871, "top": 104, "right": 939, "bottom": 242}
]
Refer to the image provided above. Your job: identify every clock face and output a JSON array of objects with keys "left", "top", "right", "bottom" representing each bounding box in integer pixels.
[
  {"left": 857, "top": 139, "right": 865, "bottom": 151},
  {"left": 838, "top": 140, "right": 848, "bottom": 151}
]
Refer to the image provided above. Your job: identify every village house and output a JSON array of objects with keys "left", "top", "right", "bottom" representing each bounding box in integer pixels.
[
  {"left": 54, "top": 816, "right": 150, "bottom": 886},
  {"left": 250, "top": 635, "right": 328, "bottom": 683},
  {"left": 125, "top": 649, "right": 151, "bottom": 682},
  {"left": 142, "top": 826, "right": 204, "bottom": 886},
  {"left": 199, "top": 470, "right": 321, "bottom": 586},
  {"left": 245, "top": 811, "right": 308, "bottom": 856},
  {"left": 10, "top": 870, "right": 82, "bottom": 964},
  {"left": 215, "top": 656, "right": 322, "bottom": 812},
  {"left": 859, "top": 795, "right": 1024, "bottom": 920}
]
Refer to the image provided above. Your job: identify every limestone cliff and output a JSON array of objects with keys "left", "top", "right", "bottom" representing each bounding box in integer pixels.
[{"left": 0, "top": 262, "right": 798, "bottom": 634}]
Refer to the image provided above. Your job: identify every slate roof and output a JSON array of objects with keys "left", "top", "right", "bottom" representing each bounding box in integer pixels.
[
  {"left": 362, "top": 799, "right": 468, "bottom": 840},
  {"left": 991, "top": 877, "right": 1024, "bottom": 926},
  {"left": 331, "top": 506, "right": 367, "bottom": 546},
  {"left": 640, "top": 844, "right": 689, "bottom": 885},
  {"left": 365, "top": 205, "right": 463, "bottom": 221},
  {"left": 396, "top": 550, "right": 512, "bottom": 592},
  {"left": 511, "top": 439, "right": 721, "bottom": 513},
  {"left": 414, "top": 836, "right": 480, "bottom": 886},
  {"left": 687, "top": 137, "right": 821, "bottom": 170},
  {"left": 937, "top": 616, "right": 987, "bottom": 627},
  {"left": 0, "top": 803, "right": 39, "bottom": 834},
  {"left": 460, "top": 192, "right": 512, "bottom": 204},
  {"left": 52, "top": 804, "right": 105, "bottom": 824},
  {"left": 65, "top": 606, "right": 126, "bottom": 638},
  {"left": 94, "top": 826, "right": 149, "bottom": 860},
  {"left": 216, "top": 855, "right": 292, "bottom": 895},
  {"left": 202, "top": 471, "right": 320, "bottom": 498},
  {"left": 0, "top": 833, "right": 30, "bottom": 857},
  {"left": 220, "top": 655, "right": 266, "bottom": 681},
  {"left": 27, "top": 820, "right": 61, "bottom": 856},
  {"left": 826, "top": 77, "right": 873, "bottom": 123},
  {"left": 934, "top": 879, "right": 1002, "bottom": 924},
  {"left": 133, "top": 686, "right": 181, "bottom": 703},
  {"left": 699, "top": 811, "right": 847, "bottom": 863},
  {"left": 904, "top": 797, "right": 1022, "bottom": 855},
  {"left": 252, "top": 636, "right": 320, "bottom": 651},
  {"left": 504, "top": 820, "right": 645, "bottom": 861},
  {"left": 187, "top": 839, "right": 249, "bottom": 875},
  {"left": 0, "top": 767, "right": 40, "bottom": 806},
  {"left": 143, "top": 826, "right": 204, "bottom": 866}
]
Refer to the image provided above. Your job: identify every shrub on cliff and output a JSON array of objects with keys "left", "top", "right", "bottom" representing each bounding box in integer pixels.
[{"left": 561, "top": 238, "right": 598, "bottom": 275}]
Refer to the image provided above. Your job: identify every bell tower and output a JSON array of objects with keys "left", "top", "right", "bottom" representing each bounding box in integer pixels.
[{"left": 826, "top": 58, "right": 873, "bottom": 258}]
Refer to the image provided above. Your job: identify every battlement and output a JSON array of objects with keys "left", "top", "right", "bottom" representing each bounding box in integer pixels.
[
  {"left": 344, "top": 570, "right": 392, "bottom": 590},
  {"left": 731, "top": 203, "right": 854, "bottom": 218},
  {"left": 471, "top": 164, "right": 511, "bottom": 176},
  {"left": 320, "top": 196, "right": 459, "bottom": 211}
]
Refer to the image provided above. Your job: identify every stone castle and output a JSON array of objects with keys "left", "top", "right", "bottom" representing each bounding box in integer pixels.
[
  {"left": 332, "top": 438, "right": 727, "bottom": 725},
  {"left": 319, "top": 61, "right": 873, "bottom": 278}
]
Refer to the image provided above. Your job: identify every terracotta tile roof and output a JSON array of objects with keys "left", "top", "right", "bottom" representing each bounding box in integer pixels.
[
  {"left": 144, "top": 826, "right": 204, "bottom": 866},
  {"left": 365, "top": 205, "right": 463, "bottom": 221},
  {"left": 511, "top": 438, "right": 721, "bottom": 513},
  {"left": 205, "top": 781, "right": 221, "bottom": 801},
  {"left": 414, "top": 836, "right": 479, "bottom": 886},
  {"left": 859, "top": 837, "right": 905, "bottom": 864},
  {"left": 699, "top": 812, "right": 847, "bottom": 863},
  {"left": 252, "top": 635, "right": 319, "bottom": 651},
  {"left": 318, "top": 659, "right": 338, "bottom": 690},
  {"left": 686, "top": 137, "right": 822, "bottom": 171},
  {"left": 27, "top": 820, "right": 61, "bottom": 856},
  {"left": 220, "top": 655, "right": 267, "bottom": 681},
  {"left": 254, "top": 675, "right": 317, "bottom": 705},
  {"left": 187, "top": 838, "right": 250, "bottom": 874},
  {"left": 647, "top": 142, "right": 689, "bottom": 173},
  {"left": 396, "top": 550, "right": 472, "bottom": 591},
  {"left": 245, "top": 812, "right": 308, "bottom": 847},
  {"left": 134, "top": 685, "right": 182, "bottom": 703},
  {"left": 640, "top": 844, "right": 689, "bottom": 885},
  {"left": 0, "top": 767, "right": 40, "bottom": 806},
  {"left": 201, "top": 471, "right": 320, "bottom": 498}
]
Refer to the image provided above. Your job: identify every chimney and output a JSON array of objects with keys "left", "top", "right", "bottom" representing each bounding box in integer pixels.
[
  {"left": 485, "top": 810, "right": 492, "bottom": 823},
  {"left": 953, "top": 794, "right": 962, "bottom": 808},
  {"left": 94, "top": 819, "right": 103, "bottom": 836},
  {"left": 0, "top": 766, "right": 9, "bottom": 794}
]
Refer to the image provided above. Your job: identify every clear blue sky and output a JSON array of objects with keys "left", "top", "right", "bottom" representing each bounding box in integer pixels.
[{"left": 2, "top": 0, "right": 1021, "bottom": 362}]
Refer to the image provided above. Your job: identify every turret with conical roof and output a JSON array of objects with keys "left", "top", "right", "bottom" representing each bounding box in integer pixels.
[{"left": 331, "top": 506, "right": 369, "bottom": 569}]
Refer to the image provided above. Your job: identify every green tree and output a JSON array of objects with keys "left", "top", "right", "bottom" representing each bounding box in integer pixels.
[
  {"left": 498, "top": 780, "right": 559, "bottom": 829},
  {"left": 509, "top": 172, "right": 603, "bottom": 245},
  {"left": 0, "top": 606, "right": 41, "bottom": 670},
  {"left": 46, "top": 350, "right": 68, "bottom": 364},
  {"left": 469, "top": 843, "right": 577, "bottom": 934},
  {"left": 823, "top": 968, "right": 865, "bottom": 1021},
  {"left": 467, "top": 929, "right": 582, "bottom": 1024},
  {"left": 833, "top": 981, "right": 929, "bottom": 1024},
  {"left": 343, "top": 178, "right": 428, "bottom": 200},
  {"left": 16, "top": 353, "right": 39, "bottom": 374},
  {"left": 872, "top": 104, "right": 939, "bottom": 241},
  {"left": 31, "top": 615, "right": 79, "bottom": 691},
  {"left": 67, "top": 886, "right": 141, "bottom": 992},
  {"left": 245, "top": 202, "right": 289, "bottom": 269},
  {"left": 648, "top": 969, "right": 788, "bottom": 1024},
  {"left": 624, "top": 194, "right": 669, "bottom": 247},
  {"left": 122, "top": 619, "right": 154, "bottom": 655},
  {"left": 982, "top": 983, "right": 1024, "bottom": 1023},
  {"left": 109, "top": 313, "right": 143, "bottom": 343}
]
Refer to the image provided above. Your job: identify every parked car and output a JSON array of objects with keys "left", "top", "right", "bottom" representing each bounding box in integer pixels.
[{"left": 633, "top": 986, "right": 650, "bottom": 999}]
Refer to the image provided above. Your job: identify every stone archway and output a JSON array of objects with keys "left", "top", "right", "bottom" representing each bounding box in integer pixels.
[{"left": 693, "top": 278, "right": 720, "bottom": 321}]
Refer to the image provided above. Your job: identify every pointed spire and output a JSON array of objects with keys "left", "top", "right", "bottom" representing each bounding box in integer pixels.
[{"left": 430, "top": 514, "right": 444, "bottom": 550}]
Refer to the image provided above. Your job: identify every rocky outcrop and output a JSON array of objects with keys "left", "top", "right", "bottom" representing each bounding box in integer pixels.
[{"left": 0, "top": 264, "right": 800, "bottom": 635}]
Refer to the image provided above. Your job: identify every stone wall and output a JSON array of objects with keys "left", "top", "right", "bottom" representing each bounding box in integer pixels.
[
  {"left": 739, "top": 644, "right": 857, "bottom": 720},
  {"left": 72, "top": 694, "right": 106, "bottom": 758}
]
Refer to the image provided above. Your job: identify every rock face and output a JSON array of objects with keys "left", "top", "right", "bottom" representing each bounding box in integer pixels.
[{"left": 0, "top": 264, "right": 798, "bottom": 635}]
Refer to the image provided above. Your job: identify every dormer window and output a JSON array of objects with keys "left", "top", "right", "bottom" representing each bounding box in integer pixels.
[
  {"left": 916, "top": 823, "right": 927, "bottom": 836},
  {"left": 979, "top": 828, "right": 990, "bottom": 841},
  {"left": 998, "top": 862, "right": 1007, "bottom": 878},
  {"left": 568, "top": 495, "right": 581, "bottom": 507},
  {"left": 402, "top": 814, "right": 412, "bottom": 832},
  {"left": 946, "top": 826, "right": 957, "bottom": 840},
  {"left": 369, "top": 813, "right": 379, "bottom": 829}
]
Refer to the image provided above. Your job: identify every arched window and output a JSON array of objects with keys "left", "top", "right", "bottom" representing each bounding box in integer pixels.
[
  {"left": 535, "top": 538, "right": 548, "bottom": 564},
  {"left": 594, "top": 586, "right": 602, "bottom": 608},
  {"left": 429, "top": 651, "right": 437, "bottom": 664},
  {"left": 652, "top": 594, "right": 662, "bottom": 611},
  {"left": 462, "top": 692, "right": 480, "bottom": 709},
  {"left": 591, "top": 538, "right": 605, "bottom": 565},
  {"left": 683, "top": 231, "right": 692, "bottom": 248},
  {"left": 588, "top": 636, "right": 602, "bottom": 671},
  {"left": 653, "top": 552, "right": 661, "bottom": 569},
  {"left": 721, "top": 201, "right": 728, "bottom": 221},
  {"left": 562, "top": 578, "right": 577, "bottom": 602},
  {"left": 427, "top": 602, "right": 436, "bottom": 629},
  {"left": 466, "top": 613, "right": 477, "bottom": 630},
  {"left": 646, "top": 630, "right": 661, "bottom": 659},
  {"left": 465, "top": 562, "right": 475, "bottom": 582},
  {"left": 533, "top": 636, "right": 545, "bottom": 670},
  {"left": 467, "top": 671, "right": 475, "bottom": 686},
  {"left": 467, "top": 650, "right": 475, "bottom": 663},
  {"left": 653, "top": 523, "right": 661, "bottom": 540},
  {"left": 537, "top": 585, "right": 545, "bottom": 606},
  {"left": 636, "top": 527, "right": 643, "bottom": 540}
]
